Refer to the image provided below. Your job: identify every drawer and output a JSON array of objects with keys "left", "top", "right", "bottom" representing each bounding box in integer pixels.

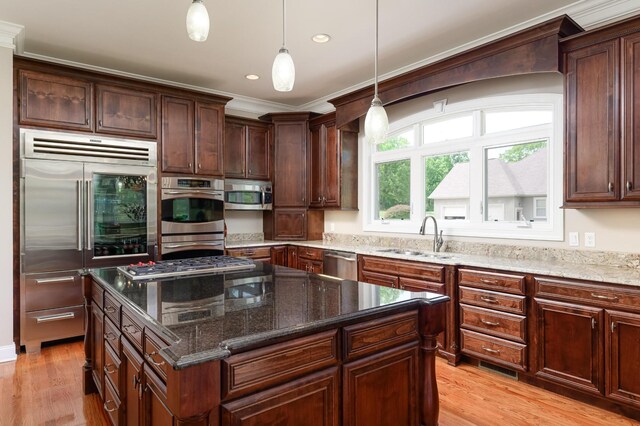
[
  {"left": 461, "top": 329, "right": 527, "bottom": 372},
  {"left": 227, "top": 246, "right": 271, "bottom": 259},
  {"left": 399, "top": 277, "right": 445, "bottom": 294},
  {"left": 343, "top": 311, "right": 419, "bottom": 361},
  {"left": 104, "top": 343, "right": 122, "bottom": 397},
  {"left": 103, "top": 377, "right": 122, "bottom": 426},
  {"left": 24, "top": 273, "right": 83, "bottom": 311},
  {"left": 535, "top": 277, "right": 640, "bottom": 312},
  {"left": 104, "top": 317, "right": 121, "bottom": 355},
  {"left": 23, "top": 305, "right": 84, "bottom": 343},
  {"left": 458, "top": 269, "right": 526, "bottom": 295},
  {"left": 361, "top": 256, "right": 444, "bottom": 283},
  {"left": 359, "top": 270, "right": 398, "bottom": 288},
  {"left": 459, "top": 286, "right": 526, "bottom": 315},
  {"left": 460, "top": 304, "right": 526, "bottom": 343},
  {"left": 92, "top": 280, "right": 104, "bottom": 310},
  {"left": 298, "top": 246, "right": 324, "bottom": 261},
  {"left": 121, "top": 309, "right": 143, "bottom": 351},
  {"left": 103, "top": 292, "right": 121, "bottom": 327},
  {"left": 144, "top": 330, "right": 170, "bottom": 382},
  {"left": 222, "top": 329, "right": 338, "bottom": 400}
]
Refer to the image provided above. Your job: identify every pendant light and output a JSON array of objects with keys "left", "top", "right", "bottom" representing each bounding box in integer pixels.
[
  {"left": 272, "top": 0, "right": 295, "bottom": 92},
  {"left": 186, "top": 0, "right": 210, "bottom": 42},
  {"left": 364, "top": 0, "right": 389, "bottom": 144}
]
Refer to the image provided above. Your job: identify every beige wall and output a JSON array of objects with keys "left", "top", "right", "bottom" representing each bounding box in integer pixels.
[
  {"left": 0, "top": 45, "right": 15, "bottom": 358},
  {"left": 325, "top": 74, "right": 640, "bottom": 254}
]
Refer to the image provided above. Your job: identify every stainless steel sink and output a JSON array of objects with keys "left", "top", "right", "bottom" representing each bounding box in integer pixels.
[
  {"left": 421, "top": 254, "right": 452, "bottom": 260},
  {"left": 376, "top": 248, "right": 425, "bottom": 256}
]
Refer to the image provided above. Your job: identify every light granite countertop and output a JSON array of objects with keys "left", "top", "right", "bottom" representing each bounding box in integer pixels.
[{"left": 226, "top": 240, "right": 640, "bottom": 288}]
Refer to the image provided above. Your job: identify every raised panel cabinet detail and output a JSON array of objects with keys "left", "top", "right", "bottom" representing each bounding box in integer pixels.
[
  {"left": 96, "top": 84, "right": 158, "bottom": 138},
  {"left": 606, "top": 310, "right": 640, "bottom": 408}
]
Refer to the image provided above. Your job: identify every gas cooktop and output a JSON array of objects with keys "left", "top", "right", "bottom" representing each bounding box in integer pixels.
[{"left": 117, "top": 256, "right": 256, "bottom": 280}]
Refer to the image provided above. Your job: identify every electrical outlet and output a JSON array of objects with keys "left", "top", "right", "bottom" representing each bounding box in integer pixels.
[
  {"left": 330, "top": 222, "right": 335, "bottom": 232},
  {"left": 569, "top": 232, "right": 579, "bottom": 247},
  {"left": 584, "top": 232, "right": 596, "bottom": 248}
]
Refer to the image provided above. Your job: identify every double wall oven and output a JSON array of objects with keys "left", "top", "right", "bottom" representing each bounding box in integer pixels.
[{"left": 161, "top": 176, "right": 225, "bottom": 259}]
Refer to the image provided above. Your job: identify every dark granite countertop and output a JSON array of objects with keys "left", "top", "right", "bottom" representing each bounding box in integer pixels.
[{"left": 90, "top": 263, "right": 449, "bottom": 369}]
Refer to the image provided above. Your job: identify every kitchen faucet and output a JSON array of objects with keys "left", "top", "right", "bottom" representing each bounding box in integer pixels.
[{"left": 419, "top": 215, "right": 444, "bottom": 252}]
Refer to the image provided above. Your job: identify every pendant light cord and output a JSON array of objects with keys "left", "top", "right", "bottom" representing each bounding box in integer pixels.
[
  {"left": 374, "top": 0, "right": 379, "bottom": 98},
  {"left": 282, "top": 0, "right": 286, "bottom": 48}
]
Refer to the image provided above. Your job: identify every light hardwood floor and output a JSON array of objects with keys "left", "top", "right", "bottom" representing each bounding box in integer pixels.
[{"left": 0, "top": 340, "right": 637, "bottom": 425}]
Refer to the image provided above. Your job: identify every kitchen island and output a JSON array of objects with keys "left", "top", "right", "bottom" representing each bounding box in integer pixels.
[{"left": 84, "top": 261, "right": 449, "bottom": 426}]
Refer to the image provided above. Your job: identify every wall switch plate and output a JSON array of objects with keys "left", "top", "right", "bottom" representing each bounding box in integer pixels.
[
  {"left": 584, "top": 232, "right": 596, "bottom": 248},
  {"left": 569, "top": 232, "right": 579, "bottom": 247}
]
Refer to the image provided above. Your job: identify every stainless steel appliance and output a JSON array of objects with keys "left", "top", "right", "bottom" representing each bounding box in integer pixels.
[
  {"left": 117, "top": 256, "right": 256, "bottom": 280},
  {"left": 323, "top": 250, "right": 358, "bottom": 281},
  {"left": 20, "top": 129, "right": 157, "bottom": 352},
  {"left": 161, "top": 176, "right": 225, "bottom": 259},
  {"left": 224, "top": 179, "right": 273, "bottom": 210}
]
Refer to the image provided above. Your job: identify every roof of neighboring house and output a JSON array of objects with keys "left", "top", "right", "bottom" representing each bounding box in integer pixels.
[{"left": 428, "top": 147, "right": 547, "bottom": 199}]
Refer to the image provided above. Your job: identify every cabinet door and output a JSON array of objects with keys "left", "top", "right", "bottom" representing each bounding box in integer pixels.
[
  {"left": 322, "top": 122, "right": 340, "bottom": 208},
  {"left": 246, "top": 125, "right": 270, "bottom": 180},
  {"left": 143, "top": 368, "right": 174, "bottom": 426},
  {"left": 96, "top": 84, "right": 158, "bottom": 139},
  {"left": 359, "top": 270, "right": 398, "bottom": 289},
  {"left": 273, "top": 121, "right": 307, "bottom": 207},
  {"left": 270, "top": 246, "right": 287, "bottom": 266},
  {"left": 91, "top": 306, "right": 105, "bottom": 398},
  {"left": 606, "top": 310, "right": 640, "bottom": 408},
  {"left": 565, "top": 40, "right": 620, "bottom": 203},
  {"left": 535, "top": 299, "right": 603, "bottom": 395},
  {"left": 19, "top": 70, "right": 93, "bottom": 131},
  {"left": 222, "top": 367, "right": 338, "bottom": 426},
  {"left": 224, "top": 121, "right": 247, "bottom": 179},
  {"left": 287, "top": 246, "right": 298, "bottom": 267},
  {"left": 273, "top": 209, "right": 306, "bottom": 240},
  {"left": 195, "top": 101, "right": 224, "bottom": 176},
  {"left": 622, "top": 33, "right": 640, "bottom": 200},
  {"left": 161, "top": 96, "right": 194, "bottom": 174},
  {"left": 343, "top": 343, "right": 419, "bottom": 426},
  {"left": 309, "top": 124, "right": 324, "bottom": 208},
  {"left": 122, "top": 339, "right": 143, "bottom": 426},
  {"left": 298, "top": 257, "right": 313, "bottom": 273}
]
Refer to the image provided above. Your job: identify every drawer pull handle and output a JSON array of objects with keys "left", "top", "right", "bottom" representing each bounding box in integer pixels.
[
  {"left": 480, "top": 296, "right": 498, "bottom": 303},
  {"left": 35, "top": 312, "right": 75, "bottom": 323},
  {"left": 34, "top": 276, "right": 75, "bottom": 285},
  {"left": 104, "top": 332, "right": 117, "bottom": 341},
  {"left": 104, "top": 364, "right": 116, "bottom": 374},
  {"left": 590, "top": 293, "right": 618, "bottom": 301},
  {"left": 482, "top": 347, "right": 501, "bottom": 354},
  {"left": 104, "top": 306, "right": 117, "bottom": 314},
  {"left": 608, "top": 182, "right": 614, "bottom": 192},
  {"left": 103, "top": 399, "right": 118, "bottom": 413},
  {"left": 146, "top": 351, "right": 166, "bottom": 367},
  {"left": 627, "top": 181, "right": 633, "bottom": 192},
  {"left": 123, "top": 324, "right": 140, "bottom": 334},
  {"left": 480, "top": 319, "right": 500, "bottom": 326},
  {"left": 480, "top": 279, "right": 498, "bottom": 285}
]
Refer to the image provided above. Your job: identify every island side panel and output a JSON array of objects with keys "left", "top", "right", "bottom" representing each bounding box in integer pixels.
[
  {"left": 419, "top": 301, "right": 447, "bottom": 426},
  {"left": 82, "top": 274, "right": 96, "bottom": 395}
]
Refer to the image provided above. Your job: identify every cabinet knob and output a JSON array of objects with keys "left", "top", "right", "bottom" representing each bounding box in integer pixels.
[
  {"left": 98, "top": 119, "right": 103, "bottom": 127},
  {"left": 198, "top": 163, "right": 202, "bottom": 169},
  {"left": 249, "top": 169, "right": 252, "bottom": 174},
  {"left": 627, "top": 181, "right": 632, "bottom": 192},
  {"left": 189, "top": 163, "right": 192, "bottom": 168},
  {"left": 608, "top": 182, "right": 614, "bottom": 192},
  {"left": 85, "top": 118, "right": 89, "bottom": 125}
]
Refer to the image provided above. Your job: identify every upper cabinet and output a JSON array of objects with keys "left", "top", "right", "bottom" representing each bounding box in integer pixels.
[
  {"left": 224, "top": 117, "right": 271, "bottom": 180},
  {"left": 562, "top": 16, "right": 640, "bottom": 207},
  {"left": 96, "top": 84, "right": 159, "bottom": 139},
  {"left": 161, "top": 96, "right": 225, "bottom": 176},
  {"left": 19, "top": 70, "right": 93, "bottom": 131},
  {"left": 309, "top": 113, "right": 358, "bottom": 210}
]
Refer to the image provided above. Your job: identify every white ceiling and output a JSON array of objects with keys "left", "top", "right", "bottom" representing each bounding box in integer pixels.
[{"left": 0, "top": 0, "right": 638, "bottom": 113}]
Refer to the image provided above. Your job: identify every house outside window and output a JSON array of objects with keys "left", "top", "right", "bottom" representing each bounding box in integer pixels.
[{"left": 364, "top": 93, "right": 563, "bottom": 241}]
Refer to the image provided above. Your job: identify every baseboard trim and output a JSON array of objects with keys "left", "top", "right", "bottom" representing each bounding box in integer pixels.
[{"left": 0, "top": 343, "right": 17, "bottom": 363}]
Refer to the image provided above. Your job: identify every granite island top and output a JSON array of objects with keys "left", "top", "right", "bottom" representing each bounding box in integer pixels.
[
  {"left": 90, "top": 263, "right": 449, "bottom": 370},
  {"left": 226, "top": 240, "right": 640, "bottom": 288}
]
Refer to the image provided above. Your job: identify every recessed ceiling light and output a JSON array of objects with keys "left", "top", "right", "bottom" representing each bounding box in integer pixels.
[
  {"left": 312, "top": 33, "right": 331, "bottom": 43},
  {"left": 245, "top": 74, "right": 260, "bottom": 80}
]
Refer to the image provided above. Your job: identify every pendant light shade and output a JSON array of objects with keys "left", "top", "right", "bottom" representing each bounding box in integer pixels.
[
  {"left": 272, "top": 0, "right": 295, "bottom": 92},
  {"left": 365, "top": 0, "right": 388, "bottom": 144},
  {"left": 186, "top": 0, "right": 210, "bottom": 42}
]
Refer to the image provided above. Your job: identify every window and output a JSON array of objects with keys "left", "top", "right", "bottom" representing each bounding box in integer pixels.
[{"left": 365, "top": 93, "right": 563, "bottom": 240}]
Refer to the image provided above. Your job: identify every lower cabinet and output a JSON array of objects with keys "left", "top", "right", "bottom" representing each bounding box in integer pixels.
[
  {"left": 143, "top": 368, "right": 174, "bottom": 426},
  {"left": 122, "top": 339, "right": 143, "bottom": 426},
  {"left": 606, "top": 310, "right": 640, "bottom": 408},
  {"left": 270, "top": 245, "right": 288, "bottom": 266},
  {"left": 221, "top": 367, "right": 339, "bottom": 426},
  {"left": 91, "top": 305, "right": 105, "bottom": 398}
]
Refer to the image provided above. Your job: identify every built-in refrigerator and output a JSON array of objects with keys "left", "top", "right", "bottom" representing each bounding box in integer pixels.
[{"left": 20, "top": 129, "right": 157, "bottom": 352}]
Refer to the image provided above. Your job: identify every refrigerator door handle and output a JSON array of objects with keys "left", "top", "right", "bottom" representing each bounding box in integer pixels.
[
  {"left": 85, "top": 180, "right": 93, "bottom": 251},
  {"left": 77, "top": 180, "right": 82, "bottom": 252}
]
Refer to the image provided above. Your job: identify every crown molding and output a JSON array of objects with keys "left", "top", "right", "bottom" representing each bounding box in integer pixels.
[
  {"left": 567, "top": 0, "right": 640, "bottom": 29},
  {"left": 0, "top": 20, "right": 24, "bottom": 51}
]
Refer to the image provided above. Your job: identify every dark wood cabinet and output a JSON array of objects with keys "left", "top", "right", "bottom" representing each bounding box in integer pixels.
[
  {"left": 161, "top": 96, "right": 224, "bottom": 176},
  {"left": 534, "top": 298, "right": 603, "bottom": 394},
  {"left": 270, "top": 245, "right": 288, "bottom": 266},
  {"left": 309, "top": 113, "right": 358, "bottom": 210},
  {"left": 19, "top": 69, "right": 93, "bottom": 131},
  {"left": 296, "top": 246, "right": 324, "bottom": 274},
  {"left": 143, "top": 368, "right": 174, "bottom": 426},
  {"left": 562, "top": 18, "right": 640, "bottom": 206},
  {"left": 263, "top": 208, "right": 324, "bottom": 241},
  {"left": 96, "top": 84, "right": 158, "bottom": 139},
  {"left": 91, "top": 305, "right": 105, "bottom": 398},
  {"left": 224, "top": 117, "right": 271, "bottom": 180},
  {"left": 343, "top": 343, "right": 419, "bottom": 426},
  {"left": 606, "top": 310, "right": 640, "bottom": 408},
  {"left": 221, "top": 367, "right": 339, "bottom": 426},
  {"left": 122, "top": 339, "right": 143, "bottom": 426}
]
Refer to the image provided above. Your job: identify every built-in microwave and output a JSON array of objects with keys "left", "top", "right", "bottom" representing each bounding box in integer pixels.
[{"left": 224, "top": 179, "right": 273, "bottom": 210}]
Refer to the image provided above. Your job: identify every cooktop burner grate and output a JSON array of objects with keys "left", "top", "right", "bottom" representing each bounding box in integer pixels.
[{"left": 117, "top": 255, "right": 256, "bottom": 280}]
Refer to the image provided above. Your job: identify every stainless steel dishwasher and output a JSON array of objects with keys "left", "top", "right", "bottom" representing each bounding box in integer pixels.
[{"left": 323, "top": 250, "right": 358, "bottom": 280}]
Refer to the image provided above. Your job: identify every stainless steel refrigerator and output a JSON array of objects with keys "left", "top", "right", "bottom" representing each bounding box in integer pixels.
[{"left": 20, "top": 129, "right": 157, "bottom": 352}]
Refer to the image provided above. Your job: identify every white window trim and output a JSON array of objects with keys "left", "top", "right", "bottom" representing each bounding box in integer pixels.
[{"left": 362, "top": 93, "right": 564, "bottom": 241}]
